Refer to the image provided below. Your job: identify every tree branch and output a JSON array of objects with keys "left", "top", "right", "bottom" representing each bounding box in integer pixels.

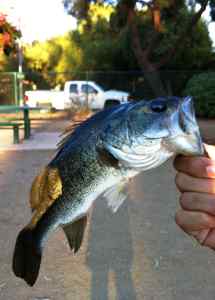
[
  {"left": 127, "top": 7, "right": 151, "bottom": 68},
  {"left": 156, "top": 0, "right": 209, "bottom": 68},
  {"left": 127, "top": 3, "right": 162, "bottom": 70}
]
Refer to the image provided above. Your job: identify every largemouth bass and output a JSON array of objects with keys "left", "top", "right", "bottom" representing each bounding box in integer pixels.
[{"left": 12, "top": 96, "right": 204, "bottom": 286}]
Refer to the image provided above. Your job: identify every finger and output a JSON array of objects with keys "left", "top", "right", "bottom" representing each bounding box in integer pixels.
[
  {"left": 179, "top": 192, "right": 215, "bottom": 216},
  {"left": 175, "top": 210, "right": 215, "bottom": 232},
  {"left": 202, "top": 229, "right": 215, "bottom": 249},
  {"left": 174, "top": 155, "right": 215, "bottom": 179},
  {"left": 175, "top": 173, "right": 215, "bottom": 193},
  {"left": 189, "top": 229, "right": 211, "bottom": 245}
]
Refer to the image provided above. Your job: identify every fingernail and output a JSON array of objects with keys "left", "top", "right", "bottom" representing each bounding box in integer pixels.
[{"left": 206, "top": 165, "right": 215, "bottom": 175}]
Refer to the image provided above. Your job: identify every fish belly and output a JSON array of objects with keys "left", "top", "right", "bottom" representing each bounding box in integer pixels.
[{"left": 61, "top": 171, "right": 123, "bottom": 225}]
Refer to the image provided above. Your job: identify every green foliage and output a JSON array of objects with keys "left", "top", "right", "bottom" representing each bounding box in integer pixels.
[
  {"left": 150, "top": 9, "right": 211, "bottom": 69},
  {"left": 63, "top": 0, "right": 215, "bottom": 23},
  {"left": 183, "top": 72, "right": 215, "bottom": 118},
  {"left": 24, "top": 34, "right": 82, "bottom": 87},
  {"left": 1, "top": 1, "right": 214, "bottom": 95},
  {"left": 54, "top": 33, "right": 83, "bottom": 82},
  {"left": 0, "top": 51, "right": 18, "bottom": 72},
  {"left": 63, "top": 0, "right": 214, "bottom": 71},
  {"left": 73, "top": 2, "right": 213, "bottom": 72}
]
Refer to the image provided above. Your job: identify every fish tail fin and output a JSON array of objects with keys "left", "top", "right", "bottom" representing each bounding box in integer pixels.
[{"left": 12, "top": 227, "right": 42, "bottom": 286}]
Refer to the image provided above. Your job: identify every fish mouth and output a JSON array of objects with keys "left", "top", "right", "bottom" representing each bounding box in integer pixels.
[
  {"left": 179, "top": 96, "right": 197, "bottom": 132},
  {"left": 182, "top": 131, "right": 204, "bottom": 156},
  {"left": 163, "top": 131, "right": 204, "bottom": 156},
  {"left": 164, "top": 97, "right": 204, "bottom": 156},
  {"left": 180, "top": 97, "right": 204, "bottom": 155}
]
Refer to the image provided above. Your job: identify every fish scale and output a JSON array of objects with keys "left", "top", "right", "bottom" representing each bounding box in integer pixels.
[{"left": 12, "top": 96, "right": 204, "bottom": 286}]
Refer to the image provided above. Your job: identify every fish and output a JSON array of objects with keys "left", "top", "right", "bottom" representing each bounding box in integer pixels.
[{"left": 12, "top": 96, "right": 204, "bottom": 286}]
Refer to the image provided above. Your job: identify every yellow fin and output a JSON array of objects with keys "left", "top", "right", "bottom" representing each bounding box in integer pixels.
[
  {"left": 28, "top": 166, "right": 62, "bottom": 229},
  {"left": 30, "top": 167, "right": 49, "bottom": 211}
]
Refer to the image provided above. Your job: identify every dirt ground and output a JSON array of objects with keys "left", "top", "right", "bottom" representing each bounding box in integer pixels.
[{"left": 0, "top": 117, "right": 215, "bottom": 300}]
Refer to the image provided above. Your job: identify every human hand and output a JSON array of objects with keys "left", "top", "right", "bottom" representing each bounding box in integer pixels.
[{"left": 174, "top": 144, "right": 215, "bottom": 249}]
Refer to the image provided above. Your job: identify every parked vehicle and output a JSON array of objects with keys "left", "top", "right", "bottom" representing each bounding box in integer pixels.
[{"left": 24, "top": 81, "right": 130, "bottom": 110}]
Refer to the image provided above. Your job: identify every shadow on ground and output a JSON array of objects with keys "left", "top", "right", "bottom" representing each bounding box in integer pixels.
[
  {"left": 0, "top": 118, "right": 215, "bottom": 300},
  {"left": 86, "top": 198, "right": 137, "bottom": 300}
]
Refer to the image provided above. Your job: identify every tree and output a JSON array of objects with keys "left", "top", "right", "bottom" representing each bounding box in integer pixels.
[
  {"left": 63, "top": 0, "right": 214, "bottom": 96},
  {"left": 0, "top": 13, "right": 21, "bottom": 56},
  {"left": 0, "top": 12, "right": 22, "bottom": 73},
  {"left": 183, "top": 72, "right": 215, "bottom": 117},
  {"left": 71, "top": 4, "right": 117, "bottom": 71},
  {"left": 24, "top": 34, "right": 83, "bottom": 88}
]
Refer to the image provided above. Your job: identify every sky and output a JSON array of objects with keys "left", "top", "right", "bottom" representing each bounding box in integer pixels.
[
  {"left": 203, "top": 5, "right": 215, "bottom": 47},
  {"left": 0, "top": 0, "right": 214, "bottom": 46},
  {"left": 0, "top": 0, "right": 76, "bottom": 43}
]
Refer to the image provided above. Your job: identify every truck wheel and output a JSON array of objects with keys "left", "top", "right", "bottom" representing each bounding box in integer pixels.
[{"left": 104, "top": 100, "right": 120, "bottom": 109}]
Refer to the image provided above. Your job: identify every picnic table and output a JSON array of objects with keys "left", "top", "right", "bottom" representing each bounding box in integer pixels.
[{"left": 0, "top": 105, "right": 37, "bottom": 143}]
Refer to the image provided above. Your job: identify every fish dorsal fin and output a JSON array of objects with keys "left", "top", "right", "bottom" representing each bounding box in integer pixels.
[
  {"left": 28, "top": 166, "right": 62, "bottom": 229},
  {"left": 62, "top": 216, "right": 87, "bottom": 253},
  {"left": 57, "top": 110, "right": 92, "bottom": 151},
  {"left": 103, "top": 180, "right": 128, "bottom": 213},
  {"left": 57, "top": 121, "right": 83, "bottom": 150}
]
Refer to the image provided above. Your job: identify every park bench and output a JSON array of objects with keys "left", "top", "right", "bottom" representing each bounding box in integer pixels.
[
  {"left": 0, "top": 121, "right": 23, "bottom": 144},
  {"left": 0, "top": 105, "right": 32, "bottom": 144}
]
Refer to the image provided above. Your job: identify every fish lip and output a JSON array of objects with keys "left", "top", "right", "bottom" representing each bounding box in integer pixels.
[
  {"left": 186, "top": 132, "right": 205, "bottom": 155},
  {"left": 180, "top": 96, "right": 194, "bottom": 119},
  {"left": 163, "top": 131, "right": 204, "bottom": 156},
  {"left": 175, "top": 97, "right": 204, "bottom": 155},
  {"left": 179, "top": 96, "right": 197, "bottom": 132}
]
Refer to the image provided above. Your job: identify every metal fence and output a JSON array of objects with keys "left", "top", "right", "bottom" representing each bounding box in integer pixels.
[
  {"left": 0, "top": 72, "right": 25, "bottom": 105},
  {"left": 20, "top": 70, "right": 204, "bottom": 99},
  {"left": 0, "top": 70, "right": 214, "bottom": 117}
]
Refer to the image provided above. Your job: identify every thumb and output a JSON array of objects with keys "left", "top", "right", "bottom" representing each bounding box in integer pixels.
[{"left": 204, "top": 144, "right": 215, "bottom": 160}]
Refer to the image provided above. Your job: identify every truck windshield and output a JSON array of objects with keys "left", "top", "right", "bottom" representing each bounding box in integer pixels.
[{"left": 93, "top": 83, "right": 105, "bottom": 92}]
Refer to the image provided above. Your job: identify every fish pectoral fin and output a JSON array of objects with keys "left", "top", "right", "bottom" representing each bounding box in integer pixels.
[
  {"left": 103, "top": 181, "right": 128, "bottom": 213},
  {"left": 30, "top": 167, "right": 49, "bottom": 211},
  {"left": 28, "top": 167, "right": 63, "bottom": 229},
  {"left": 62, "top": 216, "right": 87, "bottom": 253},
  {"left": 30, "top": 166, "right": 62, "bottom": 211}
]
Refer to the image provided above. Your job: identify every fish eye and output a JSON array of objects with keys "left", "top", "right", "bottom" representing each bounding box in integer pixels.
[{"left": 150, "top": 100, "right": 167, "bottom": 113}]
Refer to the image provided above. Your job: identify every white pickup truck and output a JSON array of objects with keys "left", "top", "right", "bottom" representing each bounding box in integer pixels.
[{"left": 24, "top": 80, "right": 130, "bottom": 110}]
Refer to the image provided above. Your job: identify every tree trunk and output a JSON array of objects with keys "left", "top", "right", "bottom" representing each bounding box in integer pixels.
[
  {"left": 126, "top": 0, "right": 209, "bottom": 98},
  {"left": 142, "top": 69, "right": 167, "bottom": 97},
  {"left": 128, "top": 10, "right": 167, "bottom": 97}
]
